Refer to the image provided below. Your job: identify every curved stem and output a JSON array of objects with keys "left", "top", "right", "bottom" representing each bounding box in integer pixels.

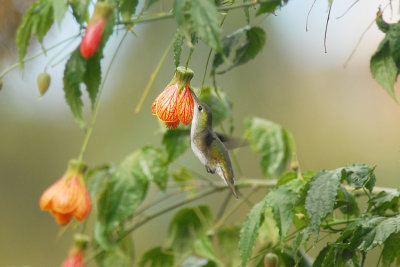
[
  {"left": 185, "top": 48, "right": 194, "bottom": 70},
  {"left": 0, "top": 34, "right": 80, "bottom": 79},
  {"left": 77, "top": 30, "right": 129, "bottom": 162},
  {"left": 200, "top": 48, "right": 213, "bottom": 95},
  {"left": 134, "top": 34, "right": 177, "bottom": 114}
]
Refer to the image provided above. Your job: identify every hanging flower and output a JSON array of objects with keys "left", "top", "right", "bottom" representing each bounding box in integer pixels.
[
  {"left": 152, "top": 67, "right": 195, "bottom": 129},
  {"left": 40, "top": 160, "right": 92, "bottom": 225},
  {"left": 61, "top": 234, "right": 89, "bottom": 267}
]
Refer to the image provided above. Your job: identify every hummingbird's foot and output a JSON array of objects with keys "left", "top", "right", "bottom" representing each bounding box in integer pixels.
[{"left": 205, "top": 166, "right": 215, "bottom": 174}]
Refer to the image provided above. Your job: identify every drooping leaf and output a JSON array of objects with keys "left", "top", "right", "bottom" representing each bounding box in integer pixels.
[
  {"left": 63, "top": 48, "right": 87, "bottom": 129},
  {"left": 239, "top": 198, "right": 268, "bottom": 267},
  {"left": 138, "top": 247, "right": 174, "bottom": 267},
  {"left": 265, "top": 185, "right": 298, "bottom": 246},
  {"left": 368, "top": 190, "right": 400, "bottom": 214},
  {"left": 352, "top": 215, "right": 400, "bottom": 251},
  {"left": 382, "top": 234, "right": 400, "bottom": 267},
  {"left": 173, "top": 33, "right": 185, "bottom": 68},
  {"left": 52, "top": 0, "right": 68, "bottom": 25},
  {"left": 173, "top": 0, "right": 190, "bottom": 26},
  {"left": 194, "top": 236, "right": 223, "bottom": 266},
  {"left": 83, "top": 52, "right": 102, "bottom": 109},
  {"left": 190, "top": 0, "right": 222, "bottom": 51},
  {"left": 342, "top": 164, "right": 375, "bottom": 192},
  {"left": 162, "top": 129, "right": 190, "bottom": 162},
  {"left": 166, "top": 205, "right": 213, "bottom": 254},
  {"left": 70, "top": 0, "right": 90, "bottom": 25},
  {"left": 336, "top": 185, "right": 360, "bottom": 217},
  {"left": 370, "top": 41, "right": 398, "bottom": 102},
  {"left": 233, "top": 27, "right": 266, "bottom": 67},
  {"left": 16, "top": 0, "right": 54, "bottom": 69},
  {"left": 86, "top": 166, "right": 111, "bottom": 202},
  {"left": 244, "top": 117, "right": 295, "bottom": 179},
  {"left": 120, "top": 0, "right": 138, "bottom": 21},
  {"left": 242, "top": 0, "right": 252, "bottom": 24},
  {"left": 257, "top": 0, "right": 283, "bottom": 15},
  {"left": 305, "top": 168, "right": 342, "bottom": 242},
  {"left": 98, "top": 147, "right": 169, "bottom": 229}
]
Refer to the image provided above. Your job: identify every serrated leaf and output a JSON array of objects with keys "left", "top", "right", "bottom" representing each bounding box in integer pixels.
[
  {"left": 138, "top": 247, "right": 174, "bottom": 267},
  {"left": 120, "top": 0, "right": 138, "bottom": 21},
  {"left": 98, "top": 147, "right": 167, "bottom": 229},
  {"left": 354, "top": 215, "right": 400, "bottom": 251},
  {"left": 194, "top": 236, "right": 223, "bottom": 266},
  {"left": 265, "top": 185, "right": 298, "bottom": 246},
  {"left": 162, "top": 129, "right": 190, "bottom": 162},
  {"left": 16, "top": 0, "right": 54, "bottom": 70},
  {"left": 63, "top": 48, "right": 86, "bottom": 129},
  {"left": 239, "top": 198, "right": 268, "bottom": 267},
  {"left": 382, "top": 234, "right": 400, "bottom": 267},
  {"left": 242, "top": 0, "right": 251, "bottom": 24},
  {"left": 166, "top": 205, "right": 213, "bottom": 254},
  {"left": 70, "top": 0, "right": 90, "bottom": 25},
  {"left": 96, "top": 236, "right": 134, "bottom": 267},
  {"left": 190, "top": 0, "right": 222, "bottom": 51},
  {"left": 83, "top": 52, "right": 102, "bottom": 109},
  {"left": 244, "top": 117, "right": 295, "bottom": 178},
  {"left": 312, "top": 245, "right": 333, "bottom": 267},
  {"left": 368, "top": 190, "right": 400, "bottom": 214},
  {"left": 233, "top": 27, "right": 265, "bottom": 67},
  {"left": 305, "top": 168, "right": 342, "bottom": 242},
  {"left": 257, "top": 0, "right": 282, "bottom": 15},
  {"left": 138, "top": 146, "right": 169, "bottom": 190},
  {"left": 52, "top": 0, "right": 68, "bottom": 25},
  {"left": 337, "top": 185, "right": 360, "bottom": 217},
  {"left": 370, "top": 40, "right": 399, "bottom": 102},
  {"left": 173, "top": 33, "right": 184, "bottom": 68},
  {"left": 342, "top": 164, "right": 375, "bottom": 192},
  {"left": 376, "top": 13, "right": 389, "bottom": 33}
]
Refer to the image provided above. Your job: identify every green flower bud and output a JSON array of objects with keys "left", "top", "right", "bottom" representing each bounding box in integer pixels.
[{"left": 37, "top": 73, "right": 51, "bottom": 96}]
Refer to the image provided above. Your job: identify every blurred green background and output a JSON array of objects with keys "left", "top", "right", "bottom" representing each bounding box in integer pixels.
[{"left": 1, "top": 0, "right": 400, "bottom": 266}]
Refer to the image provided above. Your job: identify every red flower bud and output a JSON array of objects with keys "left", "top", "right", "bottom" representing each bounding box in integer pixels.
[
  {"left": 61, "top": 250, "right": 86, "bottom": 267},
  {"left": 40, "top": 160, "right": 92, "bottom": 225},
  {"left": 80, "top": 2, "right": 112, "bottom": 59},
  {"left": 152, "top": 67, "right": 195, "bottom": 128},
  {"left": 37, "top": 72, "right": 51, "bottom": 96}
]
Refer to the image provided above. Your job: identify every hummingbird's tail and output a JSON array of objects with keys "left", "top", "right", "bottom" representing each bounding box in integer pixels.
[
  {"left": 228, "top": 181, "right": 238, "bottom": 199},
  {"left": 216, "top": 165, "right": 238, "bottom": 199}
]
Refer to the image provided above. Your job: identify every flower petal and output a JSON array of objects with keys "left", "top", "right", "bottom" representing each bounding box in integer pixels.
[
  {"left": 40, "top": 178, "right": 63, "bottom": 210},
  {"left": 177, "top": 86, "right": 194, "bottom": 125},
  {"left": 156, "top": 83, "right": 179, "bottom": 122},
  {"left": 52, "top": 176, "right": 80, "bottom": 214},
  {"left": 74, "top": 189, "right": 92, "bottom": 221},
  {"left": 152, "top": 94, "right": 160, "bottom": 115},
  {"left": 165, "top": 120, "right": 180, "bottom": 129},
  {"left": 51, "top": 211, "right": 72, "bottom": 225}
]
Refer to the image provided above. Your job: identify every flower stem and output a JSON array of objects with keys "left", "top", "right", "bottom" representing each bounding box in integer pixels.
[
  {"left": 134, "top": 34, "right": 177, "bottom": 114},
  {"left": 200, "top": 48, "right": 213, "bottom": 95},
  {"left": 185, "top": 48, "right": 194, "bottom": 70},
  {"left": 77, "top": 30, "right": 129, "bottom": 162}
]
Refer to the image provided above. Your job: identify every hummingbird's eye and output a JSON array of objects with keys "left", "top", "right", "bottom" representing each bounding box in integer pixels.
[{"left": 198, "top": 106, "right": 203, "bottom": 111}]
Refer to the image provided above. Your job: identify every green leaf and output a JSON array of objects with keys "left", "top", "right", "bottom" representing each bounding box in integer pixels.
[
  {"left": 242, "top": 0, "right": 251, "bottom": 24},
  {"left": 312, "top": 245, "right": 336, "bottom": 267},
  {"left": 167, "top": 205, "right": 213, "bottom": 254},
  {"left": 217, "top": 225, "right": 241, "bottom": 258},
  {"left": 239, "top": 198, "right": 268, "bottom": 267},
  {"left": 162, "top": 129, "right": 190, "bottom": 162},
  {"left": 140, "top": 146, "right": 169, "bottom": 190},
  {"left": 120, "top": 0, "right": 138, "bottom": 21},
  {"left": 172, "top": 167, "right": 194, "bottom": 183},
  {"left": 98, "top": 147, "right": 164, "bottom": 228},
  {"left": 138, "top": 247, "right": 174, "bottom": 267},
  {"left": 173, "top": 0, "right": 190, "bottom": 25},
  {"left": 244, "top": 117, "right": 295, "bottom": 178},
  {"left": 52, "top": 0, "right": 68, "bottom": 25},
  {"left": 368, "top": 190, "right": 400, "bottom": 214},
  {"left": 370, "top": 40, "right": 399, "bottom": 102},
  {"left": 342, "top": 164, "right": 375, "bottom": 192},
  {"left": 257, "top": 0, "right": 282, "bottom": 15},
  {"left": 70, "top": 0, "right": 90, "bottom": 25},
  {"left": 173, "top": 33, "right": 185, "bottom": 68},
  {"left": 96, "top": 236, "right": 134, "bottom": 267},
  {"left": 337, "top": 185, "right": 360, "bottom": 217},
  {"left": 354, "top": 215, "right": 400, "bottom": 251},
  {"left": 190, "top": 0, "right": 222, "bottom": 51},
  {"left": 382, "top": 234, "right": 400, "bottom": 267},
  {"left": 305, "top": 168, "right": 342, "bottom": 242},
  {"left": 233, "top": 27, "right": 265, "bottom": 67},
  {"left": 16, "top": 0, "right": 54, "bottom": 69},
  {"left": 194, "top": 236, "right": 223, "bottom": 266},
  {"left": 265, "top": 186, "right": 298, "bottom": 246},
  {"left": 63, "top": 48, "right": 87, "bottom": 129},
  {"left": 86, "top": 166, "right": 111, "bottom": 201},
  {"left": 83, "top": 52, "right": 102, "bottom": 109},
  {"left": 376, "top": 12, "right": 389, "bottom": 33},
  {"left": 198, "top": 87, "right": 232, "bottom": 126}
]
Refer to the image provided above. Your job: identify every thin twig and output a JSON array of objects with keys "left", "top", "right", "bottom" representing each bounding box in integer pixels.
[
  {"left": 324, "top": 1, "right": 333, "bottom": 53},
  {"left": 306, "top": 0, "right": 318, "bottom": 32},
  {"left": 336, "top": 0, "right": 359, "bottom": 19}
]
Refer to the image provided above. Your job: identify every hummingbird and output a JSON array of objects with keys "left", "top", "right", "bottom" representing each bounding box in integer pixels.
[{"left": 190, "top": 93, "right": 238, "bottom": 199}]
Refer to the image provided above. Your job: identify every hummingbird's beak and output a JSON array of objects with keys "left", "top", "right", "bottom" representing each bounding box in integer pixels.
[{"left": 191, "top": 90, "right": 200, "bottom": 104}]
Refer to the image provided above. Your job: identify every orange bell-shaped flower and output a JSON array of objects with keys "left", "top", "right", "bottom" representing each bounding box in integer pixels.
[
  {"left": 152, "top": 67, "right": 195, "bottom": 129},
  {"left": 40, "top": 160, "right": 92, "bottom": 225}
]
